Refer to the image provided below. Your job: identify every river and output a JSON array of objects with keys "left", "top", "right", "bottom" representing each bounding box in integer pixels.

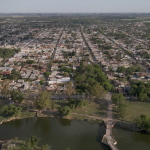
[{"left": 0, "top": 117, "right": 150, "bottom": 150}]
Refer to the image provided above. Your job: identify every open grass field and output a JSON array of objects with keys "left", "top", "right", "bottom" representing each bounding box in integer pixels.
[
  {"left": 143, "top": 21, "right": 150, "bottom": 23},
  {"left": 71, "top": 101, "right": 107, "bottom": 118},
  {"left": 53, "top": 99, "right": 108, "bottom": 118},
  {"left": 39, "top": 99, "right": 107, "bottom": 123},
  {"left": 124, "top": 102, "right": 150, "bottom": 122}
]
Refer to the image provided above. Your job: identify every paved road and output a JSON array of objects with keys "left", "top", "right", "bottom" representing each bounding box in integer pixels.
[{"left": 42, "top": 28, "right": 65, "bottom": 91}]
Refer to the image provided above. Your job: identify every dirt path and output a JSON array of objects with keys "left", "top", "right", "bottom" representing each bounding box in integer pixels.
[
  {"left": 105, "top": 92, "right": 113, "bottom": 124},
  {"left": 71, "top": 112, "right": 106, "bottom": 120}
]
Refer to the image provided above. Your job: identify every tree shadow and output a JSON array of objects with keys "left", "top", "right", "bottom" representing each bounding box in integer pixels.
[
  {"left": 34, "top": 117, "right": 52, "bottom": 134},
  {"left": 95, "top": 99, "right": 108, "bottom": 117},
  {"left": 5, "top": 119, "right": 23, "bottom": 128},
  {"left": 59, "top": 118, "right": 72, "bottom": 126}
]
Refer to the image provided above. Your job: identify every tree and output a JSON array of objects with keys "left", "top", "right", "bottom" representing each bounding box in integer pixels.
[
  {"left": 27, "top": 60, "right": 35, "bottom": 64},
  {"left": 27, "top": 136, "right": 40, "bottom": 148},
  {"left": 111, "top": 93, "right": 125, "bottom": 104},
  {"left": 10, "top": 90, "right": 18, "bottom": 101},
  {"left": 41, "top": 144, "right": 50, "bottom": 150},
  {"left": 117, "top": 66, "right": 125, "bottom": 73},
  {"left": 111, "top": 93, "right": 126, "bottom": 119},
  {"left": 51, "top": 100, "right": 55, "bottom": 110},
  {"left": 44, "top": 71, "right": 51, "bottom": 77},
  {"left": 68, "top": 99, "right": 87, "bottom": 109},
  {"left": 135, "top": 115, "right": 150, "bottom": 131},
  {"left": 117, "top": 103, "right": 127, "bottom": 119},
  {"left": 34, "top": 90, "right": 50, "bottom": 110},
  {"left": 25, "top": 88, "right": 31, "bottom": 100},
  {"left": 138, "top": 93, "right": 149, "bottom": 101},
  {"left": 1, "top": 80, "right": 9, "bottom": 98},
  {"left": 93, "top": 83, "right": 106, "bottom": 101},
  {"left": 76, "top": 99, "right": 88, "bottom": 108},
  {"left": 65, "top": 81, "right": 74, "bottom": 100},
  {"left": 10, "top": 69, "right": 20, "bottom": 80},
  {"left": 17, "top": 91, "right": 25, "bottom": 103},
  {"left": 40, "top": 80, "right": 44, "bottom": 85},
  {"left": 59, "top": 106, "right": 72, "bottom": 116},
  {"left": 21, "top": 136, "right": 41, "bottom": 150},
  {"left": 64, "top": 72, "right": 69, "bottom": 77},
  {"left": 0, "top": 105, "right": 22, "bottom": 117},
  {"left": 10, "top": 90, "right": 24, "bottom": 103}
]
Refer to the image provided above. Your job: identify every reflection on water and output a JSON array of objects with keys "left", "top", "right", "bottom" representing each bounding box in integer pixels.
[
  {"left": 34, "top": 117, "right": 51, "bottom": 134},
  {"left": 113, "top": 127, "right": 150, "bottom": 150},
  {"left": 132, "top": 131, "right": 150, "bottom": 143},
  {"left": 59, "top": 118, "right": 71, "bottom": 126},
  {"left": 5, "top": 119, "right": 23, "bottom": 128},
  {"left": 0, "top": 117, "right": 109, "bottom": 150},
  {"left": 1, "top": 117, "right": 150, "bottom": 150}
]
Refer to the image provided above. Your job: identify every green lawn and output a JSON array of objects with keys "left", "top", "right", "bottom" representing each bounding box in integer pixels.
[
  {"left": 71, "top": 101, "right": 107, "bottom": 118},
  {"left": 124, "top": 102, "right": 150, "bottom": 122},
  {"left": 143, "top": 21, "right": 150, "bottom": 23},
  {"left": 53, "top": 99, "right": 108, "bottom": 118},
  {"left": 53, "top": 100, "right": 68, "bottom": 110}
]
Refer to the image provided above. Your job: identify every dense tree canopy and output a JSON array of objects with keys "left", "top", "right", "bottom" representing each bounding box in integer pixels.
[
  {"left": 0, "top": 105, "right": 22, "bottom": 117},
  {"left": 74, "top": 64, "right": 112, "bottom": 94},
  {"left": 0, "top": 48, "right": 21, "bottom": 58},
  {"left": 68, "top": 99, "right": 88, "bottom": 109},
  {"left": 59, "top": 106, "right": 72, "bottom": 116},
  {"left": 135, "top": 115, "right": 150, "bottom": 131},
  {"left": 10, "top": 90, "right": 25, "bottom": 103},
  {"left": 130, "top": 81, "right": 150, "bottom": 101},
  {"left": 34, "top": 90, "right": 50, "bottom": 110}
]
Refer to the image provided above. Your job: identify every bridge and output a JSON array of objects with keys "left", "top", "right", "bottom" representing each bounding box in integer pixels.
[
  {"left": 101, "top": 93, "right": 118, "bottom": 150},
  {"left": 101, "top": 121, "right": 118, "bottom": 150}
]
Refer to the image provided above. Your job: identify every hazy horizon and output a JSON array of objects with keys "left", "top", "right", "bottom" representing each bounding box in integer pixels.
[{"left": 0, "top": 0, "right": 150, "bottom": 13}]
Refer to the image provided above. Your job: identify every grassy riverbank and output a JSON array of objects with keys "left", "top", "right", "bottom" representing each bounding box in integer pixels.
[
  {"left": 124, "top": 102, "right": 150, "bottom": 122},
  {"left": 113, "top": 101, "right": 150, "bottom": 122},
  {"left": 37, "top": 99, "right": 106, "bottom": 124},
  {"left": 0, "top": 112, "right": 36, "bottom": 124},
  {"left": 0, "top": 98, "right": 105, "bottom": 125},
  {"left": 112, "top": 101, "right": 150, "bottom": 131},
  {"left": 54, "top": 99, "right": 107, "bottom": 117}
]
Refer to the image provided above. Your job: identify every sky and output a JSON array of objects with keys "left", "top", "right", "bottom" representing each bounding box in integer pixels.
[{"left": 0, "top": 0, "right": 150, "bottom": 13}]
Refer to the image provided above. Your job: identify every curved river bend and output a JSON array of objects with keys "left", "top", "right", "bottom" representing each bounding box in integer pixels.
[{"left": 0, "top": 117, "right": 150, "bottom": 150}]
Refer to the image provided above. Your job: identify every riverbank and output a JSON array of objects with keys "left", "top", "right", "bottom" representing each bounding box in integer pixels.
[
  {"left": 114, "top": 121, "right": 140, "bottom": 132},
  {"left": 0, "top": 111, "right": 36, "bottom": 125},
  {"left": 0, "top": 110, "right": 144, "bottom": 133},
  {"left": 0, "top": 109, "right": 146, "bottom": 134},
  {"left": 36, "top": 110, "right": 103, "bottom": 124},
  {"left": 0, "top": 139, "right": 44, "bottom": 150}
]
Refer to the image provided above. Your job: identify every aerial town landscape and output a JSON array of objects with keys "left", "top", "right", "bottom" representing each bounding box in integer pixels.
[{"left": 0, "top": 12, "right": 150, "bottom": 150}]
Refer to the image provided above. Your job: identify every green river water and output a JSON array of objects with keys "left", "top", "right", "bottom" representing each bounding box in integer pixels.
[{"left": 0, "top": 117, "right": 150, "bottom": 150}]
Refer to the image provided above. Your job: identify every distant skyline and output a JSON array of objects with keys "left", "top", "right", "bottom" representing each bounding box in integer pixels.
[{"left": 0, "top": 0, "right": 150, "bottom": 13}]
